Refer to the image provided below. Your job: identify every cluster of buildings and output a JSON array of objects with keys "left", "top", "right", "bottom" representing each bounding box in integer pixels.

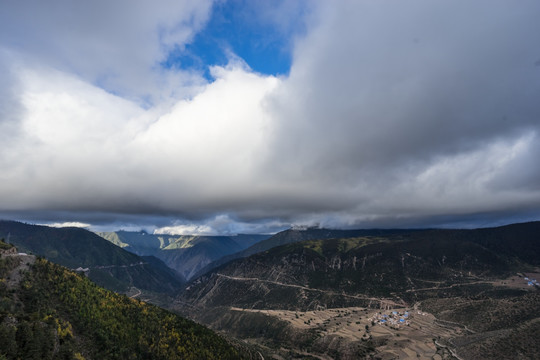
[
  {"left": 369, "top": 310, "right": 411, "bottom": 328},
  {"left": 74, "top": 267, "right": 90, "bottom": 276},
  {"left": 525, "top": 277, "right": 538, "bottom": 287}
]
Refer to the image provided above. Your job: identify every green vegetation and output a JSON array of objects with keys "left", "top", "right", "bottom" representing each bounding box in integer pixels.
[
  {"left": 0, "top": 254, "right": 246, "bottom": 359},
  {"left": 197, "top": 227, "right": 414, "bottom": 277},
  {"left": 0, "top": 239, "right": 19, "bottom": 280},
  {"left": 0, "top": 221, "right": 183, "bottom": 294},
  {"left": 177, "top": 222, "right": 540, "bottom": 359},
  {"left": 0, "top": 239, "right": 13, "bottom": 251},
  {"left": 98, "top": 231, "right": 270, "bottom": 280},
  {"left": 97, "top": 232, "right": 129, "bottom": 248},
  {"left": 0, "top": 256, "right": 19, "bottom": 280}
]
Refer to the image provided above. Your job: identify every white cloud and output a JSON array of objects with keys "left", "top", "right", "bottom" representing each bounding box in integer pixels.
[
  {"left": 155, "top": 224, "right": 216, "bottom": 236},
  {"left": 0, "top": 0, "right": 213, "bottom": 102},
  {"left": 0, "top": 61, "right": 280, "bottom": 214},
  {"left": 1, "top": 0, "right": 540, "bottom": 231},
  {"left": 43, "top": 222, "right": 91, "bottom": 229},
  {"left": 154, "top": 214, "right": 287, "bottom": 235},
  {"left": 256, "top": 0, "right": 540, "bottom": 224}
]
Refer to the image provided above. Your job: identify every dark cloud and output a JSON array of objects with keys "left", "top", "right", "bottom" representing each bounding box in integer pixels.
[
  {"left": 258, "top": 1, "right": 540, "bottom": 224},
  {"left": 0, "top": 1, "right": 539, "bottom": 233},
  {"left": 267, "top": 1, "right": 540, "bottom": 175}
]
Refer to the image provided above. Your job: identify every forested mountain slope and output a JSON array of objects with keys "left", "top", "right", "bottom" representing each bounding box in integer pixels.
[
  {"left": 175, "top": 222, "right": 540, "bottom": 359},
  {"left": 194, "top": 227, "right": 422, "bottom": 278},
  {"left": 180, "top": 222, "right": 540, "bottom": 310},
  {"left": 0, "top": 241, "right": 250, "bottom": 359},
  {"left": 0, "top": 221, "right": 183, "bottom": 294}
]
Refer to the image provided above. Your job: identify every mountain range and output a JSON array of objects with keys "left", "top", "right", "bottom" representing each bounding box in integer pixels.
[
  {"left": 174, "top": 222, "right": 540, "bottom": 359},
  {"left": 0, "top": 221, "right": 183, "bottom": 296},
  {"left": 97, "top": 231, "right": 270, "bottom": 280},
  {"left": 193, "top": 227, "right": 424, "bottom": 278},
  {"left": 0, "top": 240, "right": 252, "bottom": 359},
  {"left": 1, "top": 219, "right": 539, "bottom": 359}
]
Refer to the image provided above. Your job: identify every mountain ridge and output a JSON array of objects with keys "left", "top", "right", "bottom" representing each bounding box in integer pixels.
[
  {"left": 181, "top": 221, "right": 540, "bottom": 310},
  {"left": 0, "top": 220, "right": 184, "bottom": 295},
  {"left": 193, "top": 227, "right": 427, "bottom": 278},
  {"left": 97, "top": 231, "right": 270, "bottom": 280},
  {"left": 0, "top": 241, "right": 252, "bottom": 359},
  {"left": 174, "top": 221, "right": 540, "bottom": 359}
]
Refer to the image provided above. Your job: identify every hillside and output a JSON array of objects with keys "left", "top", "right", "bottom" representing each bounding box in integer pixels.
[
  {"left": 174, "top": 222, "right": 540, "bottom": 359},
  {"left": 194, "top": 227, "right": 423, "bottom": 278},
  {"left": 178, "top": 233, "right": 518, "bottom": 310},
  {"left": 97, "top": 231, "right": 270, "bottom": 280},
  {"left": 0, "top": 241, "right": 250, "bottom": 359},
  {"left": 0, "top": 221, "right": 183, "bottom": 295}
]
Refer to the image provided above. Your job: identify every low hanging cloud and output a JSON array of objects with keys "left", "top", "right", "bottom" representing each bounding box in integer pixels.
[
  {"left": 1, "top": 0, "right": 540, "bottom": 232},
  {"left": 261, "top": 0, "right": 540, "bottom": 225},
  {"left": 154, "top": 214, "right": 288, "bottom": 236},
  {"left": 43, "top": 222, "right": 92, "bottom": 229}
]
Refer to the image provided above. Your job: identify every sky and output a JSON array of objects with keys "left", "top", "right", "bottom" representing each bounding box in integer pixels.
[{"left": 1, "top": 0, "right": 540, "bottom": 235}]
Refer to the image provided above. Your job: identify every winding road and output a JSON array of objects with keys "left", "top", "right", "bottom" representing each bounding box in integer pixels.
[{"left": 216, "top": 273, "right": 405, "bottom": 308}]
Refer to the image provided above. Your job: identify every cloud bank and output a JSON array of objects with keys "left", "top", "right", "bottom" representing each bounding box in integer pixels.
[{"left": 1, "top": 0, "right": 540, "bottom": 233}]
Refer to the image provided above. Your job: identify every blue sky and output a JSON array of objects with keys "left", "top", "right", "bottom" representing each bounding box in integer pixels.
[
  {"left": 1, "top": 1, "right": 540, "bottom": 234},
  {"left": 162, "top": 0, "right": 301, "bottom": 78}
]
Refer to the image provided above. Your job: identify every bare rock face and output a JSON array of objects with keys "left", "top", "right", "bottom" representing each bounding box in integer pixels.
[{"left": 0, "top": 246, "right": 17, "bottom": 256}]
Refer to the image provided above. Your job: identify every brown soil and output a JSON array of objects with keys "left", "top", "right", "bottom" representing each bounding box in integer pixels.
[{"left": 231, "top": 304, "right": 465, "bottom": 359}]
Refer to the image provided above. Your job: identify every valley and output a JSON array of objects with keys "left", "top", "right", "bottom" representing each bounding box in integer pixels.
[
  {"left": 3, "top": 2, "right": 539, "bottom": 359},
  {"left": 1, "top": 220, "right": 539, "bottom": 359},
  {"left": 210, "top": 273, "right": 405, "bottom": 309},
  {"left": 222, "top": 270, "right": 540, "bottom": 359},
  {"left": 98, "top": 231, "right": 270, "bottom": 280},
  {"left": 0, "top": 241, "right": 252, "bottom": 359},
  {"left": 174, "top": 222, "right": 540, "bottom": 359},
  {"left": 230, "top": 306, "right": 456, "bottom": 360},
  {"left": 0, "top": 221, "right": 184, "bottom": 296}
]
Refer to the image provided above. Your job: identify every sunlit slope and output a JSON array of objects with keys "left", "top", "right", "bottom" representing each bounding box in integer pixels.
[{"left": 0, "top": 245, "right": 248, "bottom": 359}]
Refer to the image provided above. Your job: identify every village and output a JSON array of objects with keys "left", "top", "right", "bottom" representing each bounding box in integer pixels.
[
  {"left": 524, "top": 276, "right": 538, "bottom": 287},
  {"left": 368, "top": 309, "right": 416, "bottom": 329},
  {"left": 231, "top": 305, "right": 460, "bottom": 359}
]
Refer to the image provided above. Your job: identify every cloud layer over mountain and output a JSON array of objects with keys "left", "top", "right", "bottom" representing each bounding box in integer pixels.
[{"left": 1, "top": 0, "right": 539, "bottom": 233}]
